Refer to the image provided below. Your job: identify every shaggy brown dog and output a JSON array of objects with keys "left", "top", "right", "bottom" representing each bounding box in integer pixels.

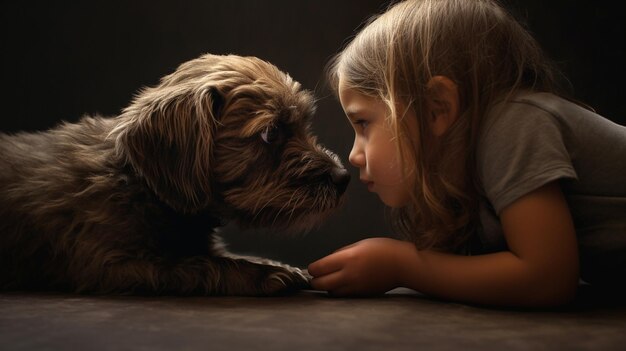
[{"left": 0, "top": 53, "right": 350, "bottom": 295}]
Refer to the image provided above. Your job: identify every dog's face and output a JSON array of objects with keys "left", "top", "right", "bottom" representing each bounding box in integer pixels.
[{"left": 112, "top": 54, "right": 349, "bottom": 231}]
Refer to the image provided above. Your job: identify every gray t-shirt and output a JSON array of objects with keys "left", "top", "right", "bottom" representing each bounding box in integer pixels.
[{"left": 475, "top": 91, "right": 626, "bottom": 287}]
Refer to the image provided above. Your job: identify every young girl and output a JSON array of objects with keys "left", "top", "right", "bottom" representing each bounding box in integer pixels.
[{"left": 308, "top": 0, "right": 626, "bottom": 307}]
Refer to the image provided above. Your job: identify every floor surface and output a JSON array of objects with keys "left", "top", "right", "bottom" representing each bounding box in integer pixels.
[{"left": 1, "top": 288, "right": 625, "bottom": 351}]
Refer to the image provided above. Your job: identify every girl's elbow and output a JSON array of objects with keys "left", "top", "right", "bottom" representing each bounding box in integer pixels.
[
  {"left": 540, "top": 278, "right": 578, "bottom": 307},
  {"left": 529, "top": 271, "right": 579, "bottom": 307}
]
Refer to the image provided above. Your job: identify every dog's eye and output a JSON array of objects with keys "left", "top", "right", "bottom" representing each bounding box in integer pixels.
[{"left": 260, "top": 125, "right": 279, "bottom": 144}]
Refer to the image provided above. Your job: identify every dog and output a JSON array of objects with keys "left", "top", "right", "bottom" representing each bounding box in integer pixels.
[{"left": 0, "top": 53, "right": 350, "bottom": 296}]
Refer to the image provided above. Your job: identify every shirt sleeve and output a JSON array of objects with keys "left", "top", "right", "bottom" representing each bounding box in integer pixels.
[{"left": 477, "top": 101, "right": 578, "bottom": 215}]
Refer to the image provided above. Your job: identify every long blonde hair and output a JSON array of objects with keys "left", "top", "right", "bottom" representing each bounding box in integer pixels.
[{"left": 327, "top": 0, "right": 564, "bottom": 251}]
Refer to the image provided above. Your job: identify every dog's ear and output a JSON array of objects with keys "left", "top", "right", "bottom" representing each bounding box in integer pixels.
[{"left": 113, "top": 86, "right": 223, "bottom": 213}]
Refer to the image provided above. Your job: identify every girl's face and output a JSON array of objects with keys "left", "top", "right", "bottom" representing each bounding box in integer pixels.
[{"left": 338, "top": 79, "right": 415, "bottom": 208}]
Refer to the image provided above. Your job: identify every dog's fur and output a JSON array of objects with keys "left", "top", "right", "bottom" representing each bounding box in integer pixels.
[{"left": 0, "top": 53, "right": 350, "bottom": 295}]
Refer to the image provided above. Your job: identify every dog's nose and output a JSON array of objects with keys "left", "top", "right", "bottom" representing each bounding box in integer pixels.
[{"left": 330, "top": 167, "right": 351, "bottom": 195}]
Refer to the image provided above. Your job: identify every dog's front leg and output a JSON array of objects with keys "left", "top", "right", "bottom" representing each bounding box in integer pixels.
[
  {"left": 220, "top": 251, "right": 313, "bottom": 288},
  {"left": 80, "top": 255, "right": 309, "bottom": 296},
  {"left": 208, "top": 255, "right": 311, "bottom": 296}
]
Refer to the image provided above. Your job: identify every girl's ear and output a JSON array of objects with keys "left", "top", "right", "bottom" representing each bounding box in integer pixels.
[{"left": 425, "top": 76, "right": 460, "bottom": 137}]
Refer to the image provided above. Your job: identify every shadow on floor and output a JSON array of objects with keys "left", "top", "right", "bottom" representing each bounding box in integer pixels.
[{"left": 1, "top": 287, "right": 625, "bottom": 351}]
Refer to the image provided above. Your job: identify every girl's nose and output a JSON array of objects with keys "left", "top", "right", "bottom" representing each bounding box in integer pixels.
[{"left": 348, "top": 140, "right": 365, "bottom": 168}]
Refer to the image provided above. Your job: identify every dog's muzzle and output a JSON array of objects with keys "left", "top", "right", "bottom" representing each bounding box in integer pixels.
[{"left": 330, "top": 167, "right": 350, "bottom": 195}]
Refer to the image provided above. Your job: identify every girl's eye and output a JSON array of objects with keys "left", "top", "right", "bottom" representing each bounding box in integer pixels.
[
  {"left": 261, "top": 125, "right": 279, "bottom": 144},
  {"left": 355, "top": 119, "right": 369, "bottom": 130}
]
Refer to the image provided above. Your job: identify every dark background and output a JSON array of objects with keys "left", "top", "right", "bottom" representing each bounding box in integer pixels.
[{"left": 1, "top": 1, "right": 624, "bottom": 268}]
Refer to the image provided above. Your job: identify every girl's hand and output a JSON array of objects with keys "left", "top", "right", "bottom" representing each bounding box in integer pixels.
[{"left": 308, "top": 237, "right": 417, "bottom": 296}]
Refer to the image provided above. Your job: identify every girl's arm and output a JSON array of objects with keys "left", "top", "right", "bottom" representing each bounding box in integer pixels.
[{"left": 308, "top": 182, "right": 580, "bottom": 307}]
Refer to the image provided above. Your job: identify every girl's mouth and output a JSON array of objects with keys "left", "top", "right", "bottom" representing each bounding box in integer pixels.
[{"left": 359, "top": 178, "right": 374, "bottom": 191}]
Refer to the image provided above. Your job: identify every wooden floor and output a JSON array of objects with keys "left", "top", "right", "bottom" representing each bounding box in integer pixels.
[{"left": 1, "top": 288, "right": 625, "bottom": 351}]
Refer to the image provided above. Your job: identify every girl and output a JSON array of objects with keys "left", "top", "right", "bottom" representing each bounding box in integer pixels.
[{"left": 308, "top": 0, "right": 626, "bottom": 307}]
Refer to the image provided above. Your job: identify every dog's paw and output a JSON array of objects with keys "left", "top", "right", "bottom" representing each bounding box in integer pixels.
[
  {"left": 259, "top": 265, "right": 311, "bottom": 296},
  {"left": 219, "top": 256, "right": 311, "bottom": 296}
]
